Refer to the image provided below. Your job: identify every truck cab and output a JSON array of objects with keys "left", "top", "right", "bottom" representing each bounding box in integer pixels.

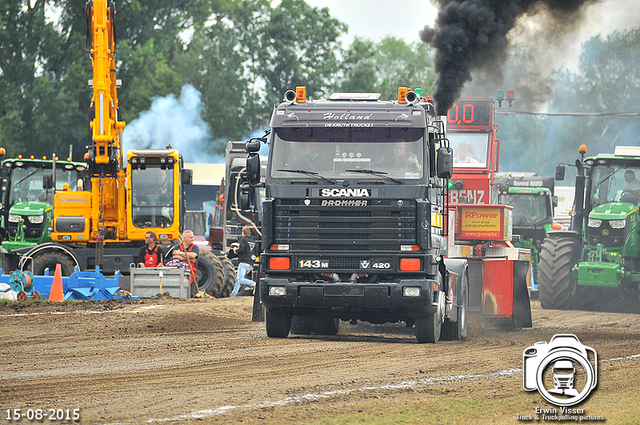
[{"left": 247, "top": 88, "right": 468, "bottom": 343}]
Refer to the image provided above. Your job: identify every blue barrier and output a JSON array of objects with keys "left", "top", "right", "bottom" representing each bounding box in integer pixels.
[{"left": 0, "top": 267, "right": 136, "bottom": 301}]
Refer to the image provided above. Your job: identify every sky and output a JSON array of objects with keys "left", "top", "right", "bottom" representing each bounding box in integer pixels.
[
  {"left": 303, "top": 0, "right": 640, "bottom": 73},
  {"left": 304, "top": 0, "right": 438, "bottom": 45}
]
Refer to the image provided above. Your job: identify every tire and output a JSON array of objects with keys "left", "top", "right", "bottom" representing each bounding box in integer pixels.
[
  {"left": 265, "top": 309, "right": 291, "bottom": 338},
  {"left": 415, "top": 311, "right": 441, "bottom": 343},
  {"left": 441, "top": 274, "right": 468, "bottom": 341},
  {"left": 290, "top": 315, "right": 314, "bottom": 335},
  {"left": 198, "top": 250, "right": 224, "bottom": 296},
  {"left": 291, "top": 316, "right": 339, "bottom": 335},
  {"left": 28, "top": 251, "right": 76, "bottom": 276},
  {"left": 538, "top": 235, "right": 579, "bottom": 310},
  {"left": 216, "top": 255, "right": 236, "bottom": 298},
  {"left": 319, "top": 317, "right": 340, "bottom": 336}
]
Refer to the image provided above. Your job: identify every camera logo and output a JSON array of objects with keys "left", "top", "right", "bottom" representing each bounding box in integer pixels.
[{"left": 523, "top": 334, "right": 597, "bottom": 406}]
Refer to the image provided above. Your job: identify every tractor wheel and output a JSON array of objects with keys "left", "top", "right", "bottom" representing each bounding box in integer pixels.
[
  {"left": 441, "top": 272, "right": 468, "bottom": 341},
  {"left": 29, "top": 251, "right": 76, "bottom": 276},
  {"left": 538, "top": 235, "right": 579, "bottom": 310},
  {"left": 198, "top": 251, "right": 224, "bottom": 296},
  {"left": 216, "top": 255, "right": 236, "bottom": 298},
  {"left": 265, "top": 309, "right": 291, "bottom": 338}
]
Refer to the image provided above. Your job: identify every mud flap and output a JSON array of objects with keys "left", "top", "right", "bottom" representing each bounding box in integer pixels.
[
  {"left": 512, "top": 259, "right": 533, "bottom": 328},
  {"left": 482, "top": 258, "right": 532, "bottom": 328}
]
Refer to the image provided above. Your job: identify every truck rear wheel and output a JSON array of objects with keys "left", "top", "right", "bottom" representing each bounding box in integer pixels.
[
  {"left": 538, "top": 235, "right": 579, "bottom": 310},
  {"left": 198, "top": 251, "right": 224, "bottom": 296},
  {"left": 290, "top": 316, "right": 339, "bottom": 335},
  {"left": 290, "top": 315, "right": 314, "bottom": 335},
  {"left": 415, "top": 311, "right": 441, "bottom": 343},
  {"left": 28, "top": 251, "right": 76, "bottom": 276},
  {"left": 265, "top": 309, "right": 291, "bottom": 338},
  {"left": 215, "top": 255, "right": 236, "bottom": 298},
  {"left": 441, "top": 275, "right": 468, "bottom": 341}
]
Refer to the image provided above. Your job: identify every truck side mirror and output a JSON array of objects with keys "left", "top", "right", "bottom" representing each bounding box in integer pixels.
[
  {"left": 555, "top": 165, "right": 565, "bottom": 181},
  {"left": 181, "top": 168, "right": 193, "bottom": 185},
  {"left": 436, "top": 147, "right": 453, "bottom": 179},
  {"left": 246, "top": 140, "right": 261, "bottom": 153},
  {"left": 246, "top": 153, "right": 261, "bottom": 186},
  {"left": 42, "top": 173, "right": 54, "bottom": 190}
]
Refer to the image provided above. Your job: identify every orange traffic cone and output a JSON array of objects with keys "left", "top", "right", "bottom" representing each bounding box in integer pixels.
[{"left": 49, "top": 264, "right": 64, "bottom": 302}]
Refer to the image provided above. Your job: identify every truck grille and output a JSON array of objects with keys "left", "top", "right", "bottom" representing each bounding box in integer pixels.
[{"left": 273, "top": 199, "right": 416, "bottom": 252}]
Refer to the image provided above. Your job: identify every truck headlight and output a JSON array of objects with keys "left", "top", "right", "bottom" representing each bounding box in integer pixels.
[
  {"left": 609, "top": 219, "right": 626, "bottom": 229},
  {"left": 8, "top": 214, "right": 21, "bottom": 223},
  {"left": 403, "top": 287, "right": 421, "bottom": 297},
  {"left": 28, "top": 215, "right": 44, "bottom": 224},
  {"left": 268, "top": 286, "right": 287, "bottom": 297},
  {"left": 588, "top": 219, "right": 602, "bottom": 228}
]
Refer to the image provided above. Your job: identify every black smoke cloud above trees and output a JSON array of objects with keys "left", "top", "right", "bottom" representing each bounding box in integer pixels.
[{"left": 420, "top": 0, "right": 600, "bottom": 113}]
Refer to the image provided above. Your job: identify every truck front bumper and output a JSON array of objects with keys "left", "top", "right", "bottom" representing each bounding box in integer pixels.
[{"left": 260, "top": 277, "right": 438, "bottom": 319}]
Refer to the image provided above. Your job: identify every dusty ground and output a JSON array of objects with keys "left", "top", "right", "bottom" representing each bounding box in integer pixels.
[{"left": 1, "top": 295, "right": 639, "bottom": 424}]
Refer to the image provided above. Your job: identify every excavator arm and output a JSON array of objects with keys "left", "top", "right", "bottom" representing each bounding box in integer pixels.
[{"left": 86, "top": 0, "right": 124, "bottom": 175}]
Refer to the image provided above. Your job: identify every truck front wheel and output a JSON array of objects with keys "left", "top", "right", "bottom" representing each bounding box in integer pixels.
[
  {"left": 538, "top": 235, "right": 579, "bottom": 310},
  {"left": 265, "top": 309, "right": 291, "bottom": 338}
]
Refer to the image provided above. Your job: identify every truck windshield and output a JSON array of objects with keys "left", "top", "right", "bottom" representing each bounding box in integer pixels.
[
  {"left": 8, "top": 165, "right": 84, "bottom": 205},
  {"left": 449, "top": 133, "right": 489, "bottom": 168},
  {"left": 589, "top": 164, "right": 640, "bottom": 206},
  {"left": 506, "top": 193, "right": 552, "bottom": 226},
  {"left": 131, "top": 166, "right": 174, "bottom": 228},
  {"left": 270, "top": 126, "right": 425, "bottom": 180}
]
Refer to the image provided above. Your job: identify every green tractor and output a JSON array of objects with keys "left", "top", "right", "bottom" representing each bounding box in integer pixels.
[
  {"left": 0, "top": 152, "right": 87, "bottom": 265},
  {"left": 497, "top": 174, "right": 557, "bottom": 296},
  {"left": 539, "top": 145, "right": 640, "bottom": 310}
]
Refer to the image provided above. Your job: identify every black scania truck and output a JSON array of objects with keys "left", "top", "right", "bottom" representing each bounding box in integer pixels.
[{"left": 245, "top": 87, "right": 469, "bottom": 343}]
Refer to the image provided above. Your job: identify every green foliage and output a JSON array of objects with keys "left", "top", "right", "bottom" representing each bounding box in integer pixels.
[
  {"left": 338, "top": 37, "right": 436, "bottom": 100},
  {"left": 254, "top": 0, "right": 346, "bottom": 104}
]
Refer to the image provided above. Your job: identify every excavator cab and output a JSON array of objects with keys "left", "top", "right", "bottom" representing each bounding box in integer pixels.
[{"left": 126, "top": 149, "right": 184, "bottom": 242}]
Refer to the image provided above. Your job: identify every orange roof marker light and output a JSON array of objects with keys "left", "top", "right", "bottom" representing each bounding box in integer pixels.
[
  {"left": 296, "top": 86, "right": 306, "bottom": 103},
  {"left": 398, "top": 87, "right": 410, "bottom": 104},
  {"left": 579, "top": 144, "right": 587, "bottom": 161}
]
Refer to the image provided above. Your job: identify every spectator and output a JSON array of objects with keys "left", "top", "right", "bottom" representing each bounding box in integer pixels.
[
  {"left": 228, "top": 225, "right": 256, "bottom": 296},
  {"left": 167, "top": 230, "right": 200, "bottom": 297},
  {"left": 136, "top": 231, "right": 165, "bottom": 268}
]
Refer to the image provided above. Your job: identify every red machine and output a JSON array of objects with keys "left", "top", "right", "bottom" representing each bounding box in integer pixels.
[
  {"left": 447, "top": 98, "right": 500, "bottom": 205},
  {"left": 444, "top": 97, "right": 532, "bottom": 329}
]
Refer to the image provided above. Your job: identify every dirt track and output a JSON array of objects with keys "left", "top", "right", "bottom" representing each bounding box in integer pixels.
[{"left": 1, "top": 296, "right": 640, "bottom": 424}]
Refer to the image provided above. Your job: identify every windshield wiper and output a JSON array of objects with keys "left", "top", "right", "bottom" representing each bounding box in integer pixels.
[
  {"left": 277, "top": 169, "right": 337, "bottom": 184},
  {"left": 344, "top": 169, "right": 405, "bottom": 184},
  {"left": 14, "top": 168, "right": 43, "bottom": 187}
]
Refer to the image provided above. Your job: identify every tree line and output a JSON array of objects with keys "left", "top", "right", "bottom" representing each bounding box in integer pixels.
[{"left": 1, "top": 0, "right": 639, "bottom": 172}]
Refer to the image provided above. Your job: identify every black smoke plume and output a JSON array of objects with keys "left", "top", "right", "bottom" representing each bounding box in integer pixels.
[{"left": 420, "top": 0, "right": 600, "bottom": 113}]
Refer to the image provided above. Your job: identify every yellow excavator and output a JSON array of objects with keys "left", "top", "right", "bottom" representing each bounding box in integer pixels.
[{"left": 7, "top": 0, "right": 226, "bottom": 295}]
